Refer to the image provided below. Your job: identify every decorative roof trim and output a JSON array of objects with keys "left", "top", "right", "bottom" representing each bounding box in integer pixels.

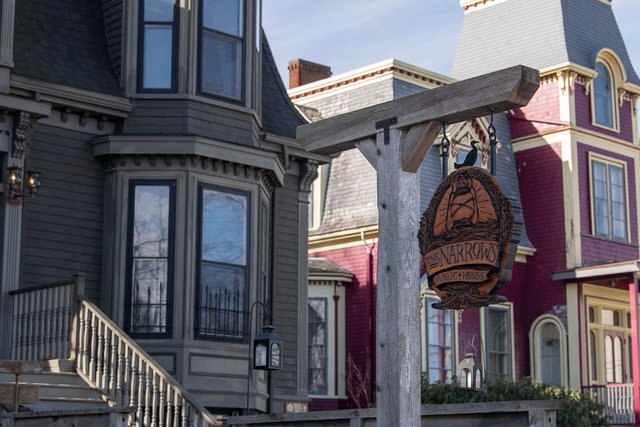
[
  {"left": 288, "top": 58, "right": 455, "bottom": 103},
  {"left": 552, "top": 260, "right": 639, "bottom": 282},
  {"left": 92, "top": 135, "right": 285, "bottom": 184},
  {"left": 460, "top": 0, "right": 510, "bottom": 13},
  {"left": 539, "top": 62, "right": 640, "bottom": 95},
  {"left": 11, "top": 75, "right": 131, "bottom": 118}
]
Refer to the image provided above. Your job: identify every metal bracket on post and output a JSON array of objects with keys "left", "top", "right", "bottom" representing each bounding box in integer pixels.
[{"left": 375, "top": 117, "right": 397, "bottom": 145}]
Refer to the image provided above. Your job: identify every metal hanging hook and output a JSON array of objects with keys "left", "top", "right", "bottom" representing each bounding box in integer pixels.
[
  {"left": 488, "top": 110, "right": 498, "bottom": 176},
  {"left": 440, "top": 122, "right": 450, "bottom": 180}
]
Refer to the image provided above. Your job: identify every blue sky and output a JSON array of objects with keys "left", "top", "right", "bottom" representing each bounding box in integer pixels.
[{"left": 263, "top": 1, "right": 640, "bottom": 87}]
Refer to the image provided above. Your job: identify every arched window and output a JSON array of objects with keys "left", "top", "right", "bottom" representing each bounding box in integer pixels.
[
  {"left": 529, "top": 315, "right": 567, "bottom": 387},
  {"left": 593, "top": 62, "right": 615, "bottom": 128}
]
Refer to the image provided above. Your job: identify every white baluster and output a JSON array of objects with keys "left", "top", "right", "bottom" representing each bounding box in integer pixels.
[
  {"left": 137, "top": 359, "right": 145, "bottom": 424},
  {"left": 151, "top": 371, "right": 158, "bottom": 426}
]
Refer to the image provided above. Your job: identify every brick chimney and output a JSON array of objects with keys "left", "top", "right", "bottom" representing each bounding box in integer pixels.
[{"left": 288, "top": 59, "right": 332, "bottom": 89}]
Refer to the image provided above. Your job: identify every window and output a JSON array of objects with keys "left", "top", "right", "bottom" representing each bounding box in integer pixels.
[
  {"left": 587, "top": 301, "right": 633, "bottom": 385},
  {"left": 308, "top": 280, "right": 347, "bottom": 397},
  {"left": 125, "top": 181, "right": 175, "bottom": 337},
  {"left": 195, "top": 184, "right": 250, "bottom": 341},
  {"left": 199, "top": 0, "right": 244, "bottom": 100},
  {"left": 483, "top": 304, "right": 513, "bottom": 383},
  {"left": 529, "top": 316, "right": 566, "bottom": 387},
  {"left": 308, "top": 298, "right": 328, "bottom": 395},
  {"left": 139, "top": 0, "right": 177, "bottom": 91},
  {"left": 424, "top": 297, "right": 454, "bottom": 384},
  {"left": 591, "top": 157, "right": 627, "bottom": 241},
  {"left": 593, "top": 62, "right": 615, "bottom": 128}
]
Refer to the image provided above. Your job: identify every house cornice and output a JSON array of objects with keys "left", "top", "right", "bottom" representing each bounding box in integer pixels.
[
  {"left": 288, "top": 58, "right": 455, "bottom": 104},
  {"left": 10, "top": 74, "right": 131, "bottom": 118},
  {"left": 92, "top": 134, "right": 286, "bottom": 185}
]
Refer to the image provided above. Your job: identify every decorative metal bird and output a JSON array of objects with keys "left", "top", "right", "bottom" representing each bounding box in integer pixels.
[{"left": 454, "top": 140, "right": 480, "bottom": 169}]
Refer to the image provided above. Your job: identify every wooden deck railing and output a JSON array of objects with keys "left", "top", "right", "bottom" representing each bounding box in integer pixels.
[
  {"left": 583, "top": 383, "right": 636, "bottom": 425},
  {"left": 9, "top": 273, "right": 222, "bottom": 427}
]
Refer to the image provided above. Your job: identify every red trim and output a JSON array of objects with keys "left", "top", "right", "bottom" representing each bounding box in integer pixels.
[{"left": 629, "top": 279, "right": 640, "bottom": 425}]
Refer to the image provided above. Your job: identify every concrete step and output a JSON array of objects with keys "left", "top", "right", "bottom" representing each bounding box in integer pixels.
[{"left": 0, "top": 360, "right": 110, "bottom": 413}]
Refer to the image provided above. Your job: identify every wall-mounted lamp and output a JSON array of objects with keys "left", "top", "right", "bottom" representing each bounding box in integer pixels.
[{"left": 6, "top": 165, "right": 41, "bottom": 205}]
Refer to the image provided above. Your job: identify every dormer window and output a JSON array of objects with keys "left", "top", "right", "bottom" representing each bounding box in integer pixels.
[
  {"left": 593, "top": 61, "right": 615, "bottom": 129},
  {"left": 139, "top": 0, "right": 178, "bottom": 91},
  {"left": 199, "top": 0, "right": 245, "bottom": 101}
]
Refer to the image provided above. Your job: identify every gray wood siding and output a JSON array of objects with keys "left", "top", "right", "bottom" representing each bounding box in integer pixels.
[
  {"left": 271, "top": 172, "right": 301, "bottom": 399},
  {"left": 21, "top": 124, "right": 104, "bottom": 302},
  {"left": 123, "top": 99, "right": 259, "bottom": 146},
  {"left": 102, "top": 0, "right": 123, "bottom": 82}
]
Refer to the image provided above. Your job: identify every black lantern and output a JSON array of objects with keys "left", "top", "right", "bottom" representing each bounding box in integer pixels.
[
  {"left": 253, "top": 324, "right": 282, "bottom": 371},
  {"left": 457, "top": 348, "right": 483, "bottom": 391}
]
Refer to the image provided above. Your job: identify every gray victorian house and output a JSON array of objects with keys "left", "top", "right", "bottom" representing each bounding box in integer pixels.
[{"left": 0, "top": 0, "right": 319, "bottom": 421}]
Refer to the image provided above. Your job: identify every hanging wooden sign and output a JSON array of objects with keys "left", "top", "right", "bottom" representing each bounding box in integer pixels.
[{"left": 418, "top": 166, "right": 521, "bottom": 309}]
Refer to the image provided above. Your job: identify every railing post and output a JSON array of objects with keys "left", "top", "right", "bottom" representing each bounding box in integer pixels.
[
  {"left": 69, "top": 272, "right": 86, "bottom": 362},
  {"left": 629, "top": 277, "right": 640, "bottom": 426}
]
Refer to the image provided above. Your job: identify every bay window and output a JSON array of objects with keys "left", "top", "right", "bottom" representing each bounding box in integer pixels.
[
  {"left": 195, "top": 184, "right": 250, "bottom": 341},
  {"left": 591, "top": 157, "right": 627, "bottom": 241},
  {"left": 199, "top": 0, "right": 245, "bottom": 100},
  {"left": 139, "top": 0, "right": 177, "bottom": 91},
  {"left": 125, "top": 181, "right": 175, "bottom": 337}
]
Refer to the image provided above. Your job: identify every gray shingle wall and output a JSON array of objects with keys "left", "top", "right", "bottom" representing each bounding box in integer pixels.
[
  {"left": 271, "top": 172, "right": 302, "bottom": 397},
  {"left": 302, "top": 79, "right": 394, "bottom": 119},
  {"left": 14, "top": 0, "right": 122, "bottom": 95},
  {"left": 102, "top": 0, "right": 123, "bottom": 82},
  {"left": 22, "top": 124, "right": 104, "bottom": 303},
  {"left": 122, "top": 99, "right": 257, "bottom": 146},
  {"left": 453, "top": 0, "right": 639, "bottom": 85}
]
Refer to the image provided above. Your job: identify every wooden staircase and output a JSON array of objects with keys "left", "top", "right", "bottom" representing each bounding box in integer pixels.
[{"left": 6, "top": 274, "right": 224, "bottom": 427}]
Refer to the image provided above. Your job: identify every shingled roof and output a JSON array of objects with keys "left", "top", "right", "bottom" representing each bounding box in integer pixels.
[
  {"left": 14, "top": 0, "right": 122, "bottom": 95},
  {"left": 453, "top": 0, "right": 640, "bottom": 84},
  {"left": 261, "top": 34, "right": 308, "bottom": 139}
]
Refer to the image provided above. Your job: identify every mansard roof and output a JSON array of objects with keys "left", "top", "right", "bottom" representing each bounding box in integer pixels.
[
  {"left": 14, "top": 0, "right": 123, "bottom": 96},
  {"left": 453, "top": 0, "right": 640, "bottom": 85},
  {"left": 261, "top": 34, "right": 308, "bottom": 139}
]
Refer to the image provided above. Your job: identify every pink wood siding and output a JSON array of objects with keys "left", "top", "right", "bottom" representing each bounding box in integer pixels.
[
  {"left": 514, "top": 143, "right": 568, "bottom": 326},
  {"left": 574, "top": 83, "right": 634, "bottom": 141},
  {"left": 510, "top": 80, "right": 566, "bottom": 140},
  {"left": 577, "top": 143, "right": 639, "bottom": 264},
  {"left": 310, "top": 244, "right": 378, "bottom": 408}
]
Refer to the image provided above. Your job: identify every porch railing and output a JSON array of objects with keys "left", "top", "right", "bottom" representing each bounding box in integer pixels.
[
  {"left": 9, "top": 275, "right": 81, "bottom": 360},
  {"left": 9, "top": 273, "right": 222, "bottom": 427},
  {"left": 583, "top": 383, "right": 636, "bottom": 425}
]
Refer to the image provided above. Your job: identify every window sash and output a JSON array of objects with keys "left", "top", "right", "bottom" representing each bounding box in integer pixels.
[
  {"left": 198, "top": 0, "right": 245, "bottom": 100},
  {"left": 594, "top": 63, "right": 614, "bottom": 128},
  {"left": 308, "top": 298, "right": 328, "bottom": 395},
  {"left": 485, "top": 306, "right": 512, "bottom": 383},
  {"left": 139, "top": 0, "right": 177, "bottom": 91},
  {"left": 125, "top": 181, "right": 175, "bottom": 338},
  {"left": 195, "top": 184, "right": 250, "bottom": 342},
  {"left": 591, "top": 159, "right": 627, "bottom": 241},
  {"left": 425, "top": 297, "right": 454, "bottom": 384}
]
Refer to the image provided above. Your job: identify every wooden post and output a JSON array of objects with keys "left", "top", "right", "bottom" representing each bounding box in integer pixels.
[
  {"left": 296, "top": 65, "right": 540, "bottom": 426},
  {"left": 357, "top": 128, "right": 421, "bottom": 426}
]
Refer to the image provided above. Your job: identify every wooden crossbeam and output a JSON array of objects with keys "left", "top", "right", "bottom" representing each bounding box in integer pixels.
[{"left": 296, "top": 65, "right": 539, "bottom": 157}]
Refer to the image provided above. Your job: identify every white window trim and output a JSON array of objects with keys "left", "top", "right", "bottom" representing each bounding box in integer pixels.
[
  {"left": 529, "top": 314, "right": 568, "bottom": 387},
  {"left": 585, "top": 294, "right": 634, "bottom": 385},
  {"left": 480, "top": 302, "right": 515, "bottom": 382},
  {"left": 590, "top": 60, "right": 620, "bottom": 133},
  {"left": 308, "top": 281, "right": 346, "bottom": 399},
  {"left": 588, "top": 152, "right": 631, "bottom": 243}
]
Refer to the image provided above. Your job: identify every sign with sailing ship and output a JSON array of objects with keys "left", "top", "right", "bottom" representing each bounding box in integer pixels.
[{"left": 418, "top": 166, "right": 521, "bottom": 309}]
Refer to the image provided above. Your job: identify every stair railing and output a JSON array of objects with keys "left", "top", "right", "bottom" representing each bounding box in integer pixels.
[
  {"left": 9, "top": 273, "right": 83, "bottom": 361},
  {"left": 9, "top": 273, "right": 222, "bottom": 427}
]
